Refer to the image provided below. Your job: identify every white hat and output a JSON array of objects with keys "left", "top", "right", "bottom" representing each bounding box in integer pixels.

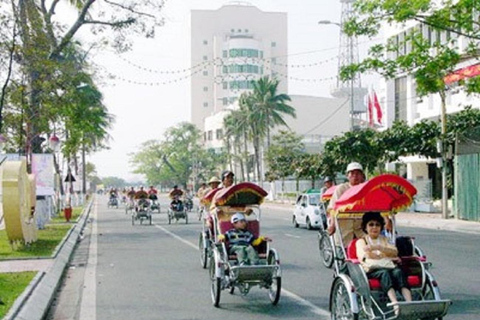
[
  {"left": 231, "top": 212, "right": 246, "bottom": 224},
  {"left": 346, "top": 162, "right": 363, "bottom": 173}
]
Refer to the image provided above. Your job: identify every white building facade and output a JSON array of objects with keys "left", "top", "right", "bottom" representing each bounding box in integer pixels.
[
  {"left": 382, "top": 20, "right": 480, "bottom": 200},
  {"left": 191, "top": 3, "right": 288, "bottom": 131}
]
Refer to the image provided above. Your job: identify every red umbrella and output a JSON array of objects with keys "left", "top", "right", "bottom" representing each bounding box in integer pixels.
[
  {"left": 201, "top": 187, "right": 221, "bottom": 206},
  {"left": 333, "top": 174, "right": 417, "bottom": 213}
]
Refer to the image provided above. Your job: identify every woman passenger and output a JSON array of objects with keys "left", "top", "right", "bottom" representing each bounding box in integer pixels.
[{"left": 356, "top": 212, "right": 412, "bottom": 315}]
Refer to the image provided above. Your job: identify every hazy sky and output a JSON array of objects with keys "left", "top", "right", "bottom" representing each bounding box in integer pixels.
[{"left": 87, "top": 0, "right": 374, "bottom": 182}]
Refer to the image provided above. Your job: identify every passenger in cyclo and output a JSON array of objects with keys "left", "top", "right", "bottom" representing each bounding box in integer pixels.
[
  {"left": 218, "top": 212, "right": 271, "bottom": 266},
  {"left": 169, "top": 185, "right": 184, "bottom": 208},
  {"left": 356, "top": 212, "right": 412, "bottom": 315},
  {"left": 207, "top": 171, "right": 236, "bottom": 228},
  {"left": 170, "top": 195, "right": 184, "bottom": 212},
  {"left": 134, "top": 186, "right": 149, "bottom": 211},
  {"left": 196, "top": 182, "right": 209, "bottom": 199}
]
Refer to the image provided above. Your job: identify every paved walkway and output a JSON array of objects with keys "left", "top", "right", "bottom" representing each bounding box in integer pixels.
[{"left": 0, "top": 259, "right": 53, "bottom": 273}]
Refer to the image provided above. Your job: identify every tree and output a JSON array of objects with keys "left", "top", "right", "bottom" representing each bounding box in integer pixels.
[
  {"left": 341, "top": 0, "right": 480, "bottom": 218},
  {"left": 2, "top": 0, "right": 164, "bottom": 170},
  {"left": 265, "top": 130, "right": 305, "bottom": 193},
  {"left": 251, "top": 76, "right": 296, "bottom": 149},
  {"left": 130, "top": 122, "right": 225, "bottom": 188}
]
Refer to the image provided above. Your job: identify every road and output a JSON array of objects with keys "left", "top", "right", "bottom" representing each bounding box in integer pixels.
[{"left": 46, "top": 195, "right": 480, "bottom": 320}]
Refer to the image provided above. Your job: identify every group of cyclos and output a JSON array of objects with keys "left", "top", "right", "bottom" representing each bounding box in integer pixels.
[
  {"left": 107, "top": 185, "right": 194, "bottom": 224},
  {"left": 194, "top": 167, "right": 451, "bottom": 320}
]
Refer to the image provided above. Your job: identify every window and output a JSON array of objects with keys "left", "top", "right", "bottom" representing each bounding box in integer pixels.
[
  {"left": 271, "top": 41, "right": 276, "bottom": 47},
  {"left": 223, "top": 50, "right": 227, "bottom": 58},
  {"left": 203, "top": 86, "right": 208, "bottom": 92},
  {"left": 272, "top": 58, "right": 277, "bottom": 64},
  {"left": 207, "top": 130, "right": 213, "bottom": 141},
  {"left": 222, "top": 66, "right": 228, "bottom": 74},
  {"left": 203, "top": 55, "right": 208, "bottom": 61},
  {"left": 203, "top": 70, "right": 208, "bottom": 76},
  {"left": 203, "top": 40, "right": 208, "bottom": 45},
  {"left": 216, "top": 129, "right": 223, "bottom": 140},
  {"left": 222, "top": 82, "right": 228, "bottom": 89},
  {"left": 222, "top": 97, "right": 228, "bottom": 105},
  {"left": 203, "top": 132, "right": 207, "bottom": 142},
  {"left": 203, "top": 102, "right": 208, "bottom": 107},
  {"left": 395, "top": 76, "right": 407, "bottom": 121}
]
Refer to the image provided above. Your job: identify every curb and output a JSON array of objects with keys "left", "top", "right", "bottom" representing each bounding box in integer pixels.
[{"left": 4, "top": 199, "right": 94, "bottom": 320}]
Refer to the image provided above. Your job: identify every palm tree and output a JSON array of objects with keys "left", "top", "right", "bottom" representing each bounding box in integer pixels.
[{"left": 251, "top": 76, "right": 296, "bottom": 149}]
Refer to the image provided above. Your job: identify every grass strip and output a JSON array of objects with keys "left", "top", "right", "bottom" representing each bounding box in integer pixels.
[
  {"left": 0, "top": 271, "right": 36, "bottom": 318},
  {"left": 0, "top": 207, "right": 83, "bottom": 260}
]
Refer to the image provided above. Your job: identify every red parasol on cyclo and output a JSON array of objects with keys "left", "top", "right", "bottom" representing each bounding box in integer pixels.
[{"left": 333, "top": 174, "right": 417, "bottom": 214}]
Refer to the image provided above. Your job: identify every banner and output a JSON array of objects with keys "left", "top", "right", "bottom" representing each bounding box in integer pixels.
[{"left": 32, "top": 154, "right": 55, "bottom": 196}]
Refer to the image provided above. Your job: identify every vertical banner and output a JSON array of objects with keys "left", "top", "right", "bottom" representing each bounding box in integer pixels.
[{"left": 32, "top": 154, "right": 55, "bottom": 196}]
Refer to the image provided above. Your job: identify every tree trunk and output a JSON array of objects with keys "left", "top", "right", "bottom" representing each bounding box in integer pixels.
[
  {"left": 439, "top": 90, "right": 449, "bottom": 219},
  {"left": 243, "top": 131, "right": 250, "bottom": 181}
]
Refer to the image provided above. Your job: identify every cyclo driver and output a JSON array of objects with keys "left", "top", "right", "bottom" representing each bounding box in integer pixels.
[
  {"left": 134, "top": 186, "right": 149, "bottom": 212},
  {"left": 148, "top": 185, "right": 158, "bottom": 202}
]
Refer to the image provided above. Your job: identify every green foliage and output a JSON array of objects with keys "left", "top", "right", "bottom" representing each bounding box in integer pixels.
[
  {"left": 265, "top": 130, "right": 304, "bottom": 180},
  {"left": 102, "top": 176, "right": 127, "bottom": 188},
  {"left": 130, "top": 122, "right": 224, "bottom": 187}
]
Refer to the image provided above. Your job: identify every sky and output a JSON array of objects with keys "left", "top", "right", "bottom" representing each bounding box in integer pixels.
[{"left": 86, "top": 0, "right": 375, "bottom": 182}]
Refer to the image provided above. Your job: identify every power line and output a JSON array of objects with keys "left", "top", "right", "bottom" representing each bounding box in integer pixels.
[{"left": 303, "top": 98, "right": 350, "bottom": 134}]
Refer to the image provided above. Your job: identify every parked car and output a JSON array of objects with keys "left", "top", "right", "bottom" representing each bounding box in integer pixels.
[{"left": 292, "top": 189, "right": 326, "bottom": 230}]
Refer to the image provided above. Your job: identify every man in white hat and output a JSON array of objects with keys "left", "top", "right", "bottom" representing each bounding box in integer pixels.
[{"left": 327, "top": 162, "right": 366, "bottom": 245}]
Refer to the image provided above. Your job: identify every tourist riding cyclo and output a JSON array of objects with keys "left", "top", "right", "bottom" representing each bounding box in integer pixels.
[
  {"left": 131, "top": 186, "right": 152, "bottom": 225},
  {"left": 167, "top": 185, "right": 188, "bottom": 224},
  {"left": 207, "top": 180, "right": 281, "bottom": 307},
  {"left": 108, "top": 188, "right": 119, "bottom": 208},
  {"left": 325, "top": 171, "right": 451, "bottom": 320}
]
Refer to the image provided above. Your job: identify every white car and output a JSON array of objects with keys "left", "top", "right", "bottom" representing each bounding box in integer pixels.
[{"left": 292, "top": 190, "right": 326, "bottom": 230}]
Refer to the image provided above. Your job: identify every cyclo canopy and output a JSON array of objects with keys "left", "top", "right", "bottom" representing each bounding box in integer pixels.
[{"left": 332, "top": 174, "right": 417, "bottom": 218}]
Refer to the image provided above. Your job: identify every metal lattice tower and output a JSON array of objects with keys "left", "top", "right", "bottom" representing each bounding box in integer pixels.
[{"left": 332, "top": 0, "right": 367, "bottom": 127}]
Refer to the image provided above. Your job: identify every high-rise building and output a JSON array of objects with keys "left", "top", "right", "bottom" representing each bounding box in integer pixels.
[{"left": 191, "top": 3, "right": 288, "bottom": 131}]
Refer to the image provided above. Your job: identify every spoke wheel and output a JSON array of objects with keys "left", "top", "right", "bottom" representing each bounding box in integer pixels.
[
  {"left": 168, "top": 211, "right": 171, "bottom": 224},
  {"left": 131, "top": 214, "right": 135, "bottom": 225},
  {"left": 209, "top": 258, "right": 221, "bottom": 307},
  {"left": 185, "top": 211, "right": 188, "bottom": 224},
  {"left": 331, "top": 280, "right": 358, "bottom": 320},
  {"left": 267, "top": 252, "right": 281, "bottom": 305},
  {"left": 199, "top": 233, "right": 208, "bottom": 269},
  {"left": 319, "top": 232, "right": 334, "bottom": 268}
]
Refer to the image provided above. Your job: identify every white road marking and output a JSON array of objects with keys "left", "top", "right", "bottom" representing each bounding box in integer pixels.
[
  {"left": 155, "top": 223, "right": 331, "bottom": 318},
  {"left": 281, "top": 288, "right": 330, "bottom": 318},
  {"left": 284, "top": 233, "right": 301, "bottom": 239},
  {"left": 80, "top": 202, "right": 98, "bottom": 320},
  {"left": 154, "top": 224, "right": 198, "bottom": 250}
]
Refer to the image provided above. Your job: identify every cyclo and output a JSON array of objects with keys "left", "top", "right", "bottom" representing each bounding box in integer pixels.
[
  {"left": 208, "top": 182, "right": 281, "bottom": 307},
  {"left": 198, "top": 187, "right": 221, "bottom": 269},
  {"left": 318, "top": 184, "right": 336, "bottom": 269},
  {"left": 167, "top": 195, "right": 188, "bottom": 224},
  {"left": 132, "top": 197, "right": 152, "bottom": 225},
  {"left": 326, "top": 174, "right": 450, "bottom": 320}
]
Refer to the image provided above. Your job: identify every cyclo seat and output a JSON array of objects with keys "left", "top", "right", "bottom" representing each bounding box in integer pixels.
[
  {"left": 218, "top": 219, "right": 267, "bottom": 261},
  {"left": 346, "top": 238, "right": 422, "bottom": 290}
]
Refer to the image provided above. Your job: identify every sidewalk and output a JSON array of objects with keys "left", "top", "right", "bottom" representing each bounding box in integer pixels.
[{"left": 263, "top": 200, "right": 480, "bottom": 235}]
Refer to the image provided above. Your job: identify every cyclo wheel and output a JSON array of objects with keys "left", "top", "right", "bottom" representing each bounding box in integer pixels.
[
  {"left": 209, "top": 257, "right": 221, "bottom": 307},
  {"left": 267, "top": 251, "right": 281, "bottom": 305},
  {"left": 168, "top": 210, "right": 172, "bottom": 224},
  {"left": 131, "top": 214, "right": 135, "bottom": 225},
  {"left": 199, "top": 233, "right": 208, "bottom": 269},
  {"left": 185, "top": 211, "right": 188, "bottom": 224},
  {"left": 319, "top": 231, "right": 334, "bottom": 269},
  {"left": 331, "top": 278, "right": 359, "bottom": 320},
  {"left": 149, "top": 213, "right": 152, "bottom": 225}
]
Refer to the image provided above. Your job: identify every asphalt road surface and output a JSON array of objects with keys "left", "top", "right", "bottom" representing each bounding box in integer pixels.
[{"left": 46, "top": 195, "right": 480, "bottom": 320}]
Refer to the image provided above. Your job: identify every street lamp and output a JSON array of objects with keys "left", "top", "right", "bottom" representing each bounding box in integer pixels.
[{"left": 318, "top": 19, "right": 355, "bottom": 131}]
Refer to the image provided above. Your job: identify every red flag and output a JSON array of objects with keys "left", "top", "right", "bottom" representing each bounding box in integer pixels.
[
  {"left": 367, "top": 93, "right": 373, "bottom": 127},
  {"left": 372, "top": 90, "right": 383, "bottom": 125}
]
